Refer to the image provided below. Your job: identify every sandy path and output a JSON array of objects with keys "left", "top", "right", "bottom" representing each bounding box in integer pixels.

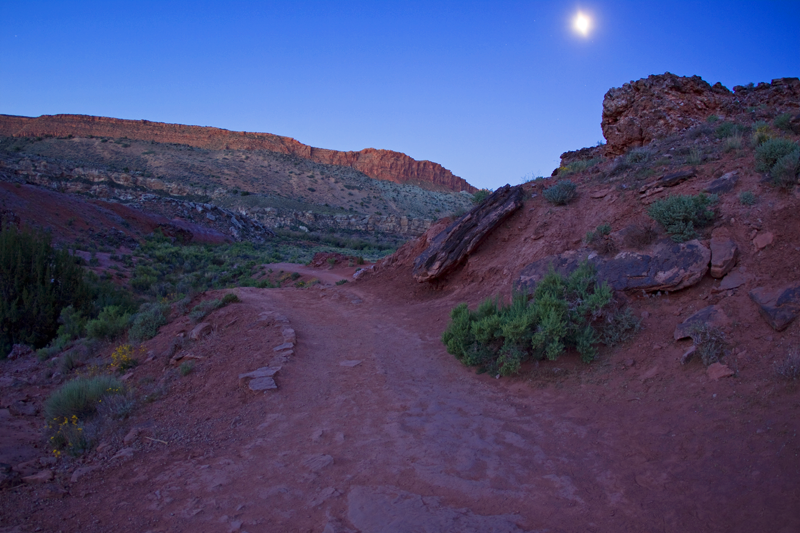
[{"left": 2, "top": 282, "right": 798, "bottom": 532}]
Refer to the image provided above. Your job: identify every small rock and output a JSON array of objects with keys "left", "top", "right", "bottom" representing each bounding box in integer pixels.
[
  {"left": 123, "top": 428, "right": 140, "bottom": 445},
  {"left": 717, "top": 270, "right": 748, "bottom": 291},
  {"left": 239, "top": 367, "right": 281, "bottom": 380},
  {"left": 302, "top": 454, "right": 334, "bottom": 472},
  {"left": 22, "top": 470, "right": 54, "bottom": 484},
  {"left": 641, "top": 311, "right": 650, "bottom": 319},
  {"left": 6, "top": 344, "right": 33, "bottom": 360},
  {"left": 590, "top": 188, "right": 612, "bottom": 199},
  {"left": 658, "top": 169, "right": 696, "bottom": 187},
  {"left": 709, "top": 236, "right": 739, "bottom": 278},
  {"left": 752, "top": 232, "right": 774, "bottom": 251},
  {"left": 339, "top": 360, "right": 362, "bottom": 367},
  {"left": 749, "top": 283, "right": 800, "bottom": 331},
  {"left": 9, "top": 401, "right": 38, "bottom": 417},
  {"left": 707, "top": 363, "right": 734, "bottom": 381},
  {"left": 623, "top": 358, "right": 636, "bottom": 367},
  {"left": 282, "top": 328, "right": 296, "bottom": 344},
  {"left": 273, "top": 342, "right": 293, "bottom": 352},
  {"left": 70, "top": 465, "right": 98, "bottom": 483},
  {"left": 111, "top": 447, "right": 135, "bottom": 460},
  {"left": 680, "top": 346, "right": 697, "bottom": 365},
  {"left": 248, "top": 377, "right": 277, "bottom": 391},
  {"left": 674, "top": 305, "right": 729, "bottom": 340},
  {"left": 120, "top": 371, "right": 135, "bottom": 382},
  {"left": 704, "top": 170, "right": 739, "bottom": 194},
  {"left": 190, "top": 322, "right": 213, "bottom": 340}
]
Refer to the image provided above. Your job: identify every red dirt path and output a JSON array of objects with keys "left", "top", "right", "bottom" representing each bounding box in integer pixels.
[{"left": 1, "top": 271, "right": 798, "bottom": 532}]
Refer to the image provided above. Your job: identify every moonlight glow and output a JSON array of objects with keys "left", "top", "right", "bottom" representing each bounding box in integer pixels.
[{"left": 573, "top": 12, "right": 591, "bottom": 36}]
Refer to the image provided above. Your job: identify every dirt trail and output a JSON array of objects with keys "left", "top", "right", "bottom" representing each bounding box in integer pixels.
[{"left": 2, "top": 280, "right": 799, "bottom": 532}]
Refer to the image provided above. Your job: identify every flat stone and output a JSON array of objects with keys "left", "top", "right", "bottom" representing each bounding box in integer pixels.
[
  {"left": 658, "top": 169, "right": 696, "bottom": 187},
  {"left": 273, "top": 342, "right": 293, "bottom": 352},
  {"left": 749, "top": 283, "right": 800, "bottom": 331},
  {"left": 22, "top": 470, "right": 53, "bottom": 484},
  {"left": 709, "top": 236, "right": 738, "bottom": 278},
  {"left": 674, "top": 305, "right": 729, "bottom": 340},
  {"left": 590, "top": 188, "right": 613, "bottom": 199},
  {"left": 70, "top": 465, "right": 98, "bottom": 483},
  {"left": 718, "top": 270, "right": 748, "bottom": 291},
  {"left": 248, "top": 377, "right": 277, "bottom": 391},
  {"left": 111, "top": 447, "right": 135, "bottom": 460},
  {"left": 239, "top": 366, "right": 281, "bottom": 380},
  {"left": 339, "top": 360, "right": 362, "bottom": 367},
  {"left": 753, "top": 232, "right": 774, "bottom": 251},
  {"left": 707, "top": 362, "right": 735, "bottom": 380},
  {"left": 303, "top": 454, "right": 334, "bottom": 472},
  {"left": 123, "top": 428, "right": 140, "bottom": 445},
  {"left": 282, "top": 327, "right": 296, "bottom": 344},
  {"left": 516, "top": 240, "right": 711, "bottom": 294},
  {"left": 189, "top": 322, "right": 212, "bottom": 340},
  {"left": 705, "top": 170, "right": 739, "bottom": 194}
]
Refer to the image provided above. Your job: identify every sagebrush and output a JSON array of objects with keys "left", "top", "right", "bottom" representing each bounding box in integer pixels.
[{"left": 647, "top": 194, "right": 717, "bottom": 242}]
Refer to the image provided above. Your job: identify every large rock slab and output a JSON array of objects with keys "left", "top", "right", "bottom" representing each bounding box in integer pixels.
[
  {"left": 749, "top": 283, "right": 800, "bottom": 331},
  {"left": 516, "top": 240, "right": 711, "bottom": 294},
  {"left": 413, "top": 184, "right": 524, "bottom": 282}
]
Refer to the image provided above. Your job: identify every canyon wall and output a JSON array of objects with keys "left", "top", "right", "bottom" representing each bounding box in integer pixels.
[{"left": 0, "top": 114, "right": 476, "bottom": 193}]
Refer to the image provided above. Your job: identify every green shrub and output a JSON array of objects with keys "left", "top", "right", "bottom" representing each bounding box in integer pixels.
[
  {"left": 647, "top": 194, "right": 718, "bottom": 242},
  {"left": 56, "top": 305, "right": 87, "bottom": 342},
  {"left": 723, "top": 132, "right": 743, "bottom": 152},
  {"left": 773, "top": 112, "right": 793, "bottom": 132},
  {"left": 738, "top": 191, "right": 757, "bottom": 205},
  {"left": 686, "top": 146, "right": 703, "bottom": 165},
  {"left": 86, "top": 305, "right": 131, "bottom": 340},
  {"left": 625, "top": 147, "right": 653, "bottom": 165},
  {"left": 750, "top": 121, "right": 772, "bottom": 147},
  {"left": 129, "top": 302, "right": 169, "bottom": 342},
  {"left": 179, "top": 361, "right": 195, "bottom": 376},
  {"left": 442, "top": 262, "right": 634, "bottom": 376},
  {"left": 472, "top": 189, "right": 491, "bottom": 204},
  {"left": 44, "top": 375, "right": 124, "bottom": 420},
  {"left": 560, "top": 158, "right": 602, "bottom": 176},
  {"left": 188, "top": 294, "right": 236, "bottom": 322},
  {"left": 715, "top": 122, "right": 746, "bottom": 139},
  {"left": 221, "top": 292, "right": 239, "bottom": 305},
  {"left": 755, "top": 137, "right": 800, "bottom": 188},
  {"left": 0, "top": 226, "right": 91, "bottom": 355},
  {"left": 689, "top": 323, "right": 728, "bottom": 366},
  {"left": 543, "top": 181, "right": 577, "bottom": 206}
]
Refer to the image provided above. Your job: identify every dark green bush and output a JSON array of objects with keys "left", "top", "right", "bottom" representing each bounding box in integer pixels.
[
  {"left": 625, "top": 147, "right": 653, "bottom": 165},
  {"left": 715, "top": 122, "right": 746, "bottom": 139},
  {"left": 44, "top": 375, "right": 124, "bottom": 420},
  {"left": 86, "top": 305, "right": 131, "bottom": 340},
  {"left": 543, "top": 180, "right": 577, "bottom": 206},
  {"left": 442, "top": 262, "right": 636, "bottom": 376},
  {"left": 472, "top": 189, "right": 491, "bottom": 204},
  {"left": 129, "top": 302, "right": 169, "bottom": 342},
  {"left": 755, "top": 137, "right": 800, "bottom": 175},
  {"left": 560, "top": 158, "right": 602, "bottom": 176},
  {"left": 773, "top": 112, "right": 793, "bottom": 132},
  {"left": 0, "top": 226, "right": 91, "bottom": 355},
  {"left": 647, "top": 194, "right": 718, "bottom": 242}
]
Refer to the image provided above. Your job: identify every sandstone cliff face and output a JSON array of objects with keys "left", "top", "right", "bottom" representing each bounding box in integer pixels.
[
  {"left": 0, "top": 114, "right": 476, "bottom": 193},
  {"left": 601, "top": 73, "right": 800, "bottom": 156}
]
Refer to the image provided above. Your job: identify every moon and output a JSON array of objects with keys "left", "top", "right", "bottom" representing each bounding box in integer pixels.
[{"left": 573, "top": 12, "right": 591, "bottom": 36}]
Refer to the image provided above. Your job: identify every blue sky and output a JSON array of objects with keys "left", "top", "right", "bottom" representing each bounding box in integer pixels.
[{"left": 1, "top": 1, "right": 798, "bottom": 190}]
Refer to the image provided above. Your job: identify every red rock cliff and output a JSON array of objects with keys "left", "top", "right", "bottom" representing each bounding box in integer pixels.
[{"left": 0, "top": 114, "right": 477, "bottom": 193}]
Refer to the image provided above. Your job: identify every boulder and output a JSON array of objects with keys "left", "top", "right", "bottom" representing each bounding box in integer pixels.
[
  {"left": 709, "top": 236, "right": 738, "bottom": 278},
  {"left": 413, "top": 185, "right": 524, "bottom": 282},
  {"left": 516, "top": 240, "right": 711, "bottom": 294},
  {"left": 753, "top": 232, "right": 774, "bottom": 251},
  {"left": 674, "top": 305, "right": 729, "bottom": 340},
  {"left": 749, "top": 283, "right": 800, "bottom": 331},
  {"left": 657, "top": 169, "right": 696, "bottom": 188},
  {"left": 189, "top": 322, "right": 212, "bottom": 340},
  {"left": 705, "top": 171, "right": 739, "bottom": 194}
]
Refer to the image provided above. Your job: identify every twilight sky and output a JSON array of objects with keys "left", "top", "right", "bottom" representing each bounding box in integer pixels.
[{"left": 1, "top": 1, "right": 798, "bottom": 190}]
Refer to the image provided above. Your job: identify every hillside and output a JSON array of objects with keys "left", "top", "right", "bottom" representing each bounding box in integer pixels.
[
  {"left": 0, "top": 114, "right": 476, "bottom": 193},
  {"left": 1, "top": 73, "right": 799, "bottom": 532}
]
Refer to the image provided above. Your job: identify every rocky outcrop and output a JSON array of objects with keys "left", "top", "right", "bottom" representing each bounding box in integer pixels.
[
  {"left": 413, "top": 185, "right": 524, "bottom": 282},
  {"left": 749, "top": 283, "right": 800, "bottom": 331},
  {"left": 601, "top": 73, "right": 732, "bottom": 156},
  {"left": 0, "top": 114, "right": 476, "bottom": 193},
  {"left": 601, "top": 74, "right": 800, "bottom": 156},
  {"left": 674, "top": 305, "right": 729, "bottom": 340},
  {"left": 709, "top": 234, "right": 738, "bottom": 279},
  {"left": 516, "top": 240, "right": 711, "bottom": 294}
]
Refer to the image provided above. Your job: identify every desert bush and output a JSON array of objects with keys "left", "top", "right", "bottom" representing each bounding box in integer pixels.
[
  {"left": 596, "top": 308, "right": 642, "bottom": 347},
  {"left": 543, "top": 180, "right": 577, "bottom": 206},
  {"left": 755, "top": 138, "right": 800, "bottom": 186},
  {"left": 442, "top": 262, "right": 635, "bottom": 376},
  {"left": 686, "top": 146, "right": 703, "bottom": 165},
  {"left": 625, "top": 147, "right": 653, "bottom": 165},
  {"left": 44, "top": 375, "right": 124, "bottom": 420},
  {"left": 774, "top": 350, "right": 800, "bottom": 381},
  {"left": 221, "top": 292, "right": 240, "bottom": 305},
  {"left": 110, "top": 343, "right": 142, "bottom": 372},
  {"left": 715, "top": 122, "right": 746, "bottom": 139},
  {"left": 750, "top": 121, "right": 772, "bottom": 147},
  {"left": 472, "top": 189, "right": 491, "bottom": 204},
  {"left": 129, "top": 302, "right": 169, "bottom": 342},
  {"left": 86, "top": 305, "right": 131, "bottom": 340},
  {"left": 773, "top": 112, "right": 793, "bottom": 132},
  {"left": 647, "top": 193, "right": 718, "bottom": 242},
  {"left": 560, "top": 158, "right": 602, "bottom": 176},
  {"left": 585, "top": 223, "right": 615, "bottom": 254},
  {"left": 0, "top": 226, "right": 91, "bottom": 356},
  {"left": 689, "top": 323, "right": 728, "bottom": 366},
  {"left": 723, "top": 132, "right": 743, "bottom": 152},
  {"left": 188, "top": 293, "right": 237, "bottom": 322},
  {"left": 738, "top": 191, "right": 757, "bottom": 206},
  {"left": 179, "top": 361, "right": 195, "bottom": 376}
]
